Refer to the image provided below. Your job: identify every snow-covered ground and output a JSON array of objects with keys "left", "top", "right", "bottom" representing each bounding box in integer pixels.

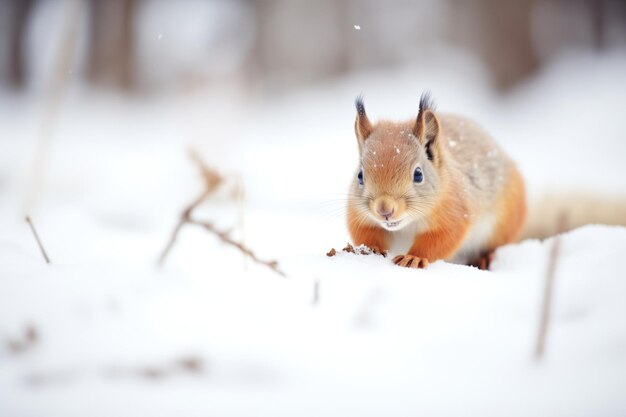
[{"left": 1, "top": 49, "right": 626, "bottom": 416}]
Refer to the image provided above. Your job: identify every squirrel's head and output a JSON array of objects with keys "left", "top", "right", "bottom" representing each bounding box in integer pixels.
[{"left": 351, "top": 92, "right": 444, "bottom": 231}]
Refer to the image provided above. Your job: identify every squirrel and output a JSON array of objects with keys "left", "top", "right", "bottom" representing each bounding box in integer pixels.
[{"left": 346, "top": 92, "right": 526, "bottom": 269}]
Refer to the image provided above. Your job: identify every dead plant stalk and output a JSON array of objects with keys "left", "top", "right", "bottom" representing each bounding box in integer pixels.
[
  {"left": 158, "top": 152, "right": 284, "bottom": 277},
  {"left": 535, "top": 213, "right": 568, "bottom": 360},
  {"left": 25, "top": 216, "right": 51, "bottom": 264}
]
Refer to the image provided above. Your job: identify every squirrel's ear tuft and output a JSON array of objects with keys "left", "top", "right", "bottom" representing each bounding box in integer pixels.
[
  {"left": 414, "top": 92, "right": 441, "bottom": 162},
  {"left": 413, "top": 91, "right": 439, "bottom": 144},
  {"left": 418, "top": 91, "right": 435, "bottom": 118},
  {"left": 355, "top": 95, "right": 372, "bottom": 147}
]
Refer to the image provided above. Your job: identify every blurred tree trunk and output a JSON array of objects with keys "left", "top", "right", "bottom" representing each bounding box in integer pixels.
[
  {"left": 335, "top": 0, "right": 352, "bottom": 76},
  {"left": 246, "top": 0, "right": 274, "bottom": 89},
  {"left": 87, "top": 0, "right": 137, "bottom": 91},
  {"left": 6, "top": 0, "right": 34, "bottom": 88},
  {"left": 590, "top": 0, "right": 606, "bottom": 50},
  {"left": 246, "top": 0, "right": 351, "bottom": 93},
  {"left": 448, "top": 0, "right": 539, "bottom": 91}
]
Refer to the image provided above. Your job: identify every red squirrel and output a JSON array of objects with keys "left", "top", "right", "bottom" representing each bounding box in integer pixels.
[{"left": 346, "top": 93, "right": 526, "bottom": 269}]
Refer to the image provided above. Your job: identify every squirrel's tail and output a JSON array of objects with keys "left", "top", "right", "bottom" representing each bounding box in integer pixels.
[{"left": 521, "top": 192, "right": 626, "bottom": 240}]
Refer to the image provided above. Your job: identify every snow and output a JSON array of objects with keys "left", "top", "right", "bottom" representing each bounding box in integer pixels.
[{"left": 2, "top": 49, "right": 626, "bottom": 416}]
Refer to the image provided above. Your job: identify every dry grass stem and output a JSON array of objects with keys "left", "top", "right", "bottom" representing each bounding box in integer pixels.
[
  {"left": 188, "top": 219, "right": 285, "bottom": 276},
  {"left": 158, "top": 152, "right": 284, "bottom": 277},
  {"left": 157, "top": 188, "right": 211, "bottom": 266},
  {"left": 535, "top": 212, "right": 568, "bottom": 360},
  {"left": 25, "top": 216, "right": 51, "bottom": 264},
  {"left": 312, "top": 279, "right": 320, "bottom": 306},
  {"left": 236, "top": 175, "right": 246, "bottom": 269}
]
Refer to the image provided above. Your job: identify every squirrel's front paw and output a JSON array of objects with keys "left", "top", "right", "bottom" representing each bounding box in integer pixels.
[{"left": 393, "top": 254, "right": 429, "bottom": 269}]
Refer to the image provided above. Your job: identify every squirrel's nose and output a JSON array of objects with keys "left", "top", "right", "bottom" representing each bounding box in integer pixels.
[
  {"left": 377, "top": 207, "right": 394, "bottom": 221},
  {"left": 374, "top": 196, "right": 396, "bottom": 220}
]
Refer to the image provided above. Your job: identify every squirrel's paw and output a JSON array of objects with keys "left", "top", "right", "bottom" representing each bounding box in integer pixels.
[
  {"left": 468, "top": 251, "right": 494, "bottom": 270},
  {"left": 393, "top": 254, "right": 429, "bottom": 269}
]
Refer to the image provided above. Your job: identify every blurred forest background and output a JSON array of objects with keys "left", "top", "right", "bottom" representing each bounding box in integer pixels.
[{"left": 1, "top": 0, "right": 625, "bottom": 97}]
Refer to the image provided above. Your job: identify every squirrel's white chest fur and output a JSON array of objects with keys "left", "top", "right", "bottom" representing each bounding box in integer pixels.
[
  {"left": 388, "top": 214, "right": 497, "bottom": 264},
  {"left": 388, "top": 219, "right": 427, "bottom": 257}
]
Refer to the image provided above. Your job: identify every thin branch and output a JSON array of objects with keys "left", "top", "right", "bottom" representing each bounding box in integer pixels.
[
  {"left": 535, "top": 212, "right": 568, "bottom": 360},
  {"left": 188, "top": 149, "right": 223, "bottom": 193},
  {"left": 25, "top": 216, "right": 51, "bottom": 264},
  {"left": 235, "top": 175, "right": 246, "bottom": 269},
  {"left": 157, "top": 189, "right": 210, "bottom": 266},
  {"left": 312, "top": 279, "right": 320, "bottom": 306},
  {"left": 188, "top": 219, "right": 285, "bottom": 277},
  {"left": 157, "top": 219, "right": 185, "bottom": 267},
  {"left": 158, "top": 152, "right": 285, "bottom": 278}
]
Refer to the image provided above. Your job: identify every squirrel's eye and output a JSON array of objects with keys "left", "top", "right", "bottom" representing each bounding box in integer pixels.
[
  {"left": 413, "top": 167, "right": 424, "bottom": 183},
  {"left": 357, "top": 169, "right": 364, "bottom": 186}
]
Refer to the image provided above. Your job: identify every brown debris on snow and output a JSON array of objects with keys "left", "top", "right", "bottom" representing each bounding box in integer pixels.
[
  {"left": 342, "top": 243, "right": 356, "bottom": 253},
  {"left": 5, "top": 323, "right": 39, "bottom": 354},
  {"left": 369, "top": 247, "right": 388, "bottom": 257},
  {"left": 326, "top": 243, "right": 387, "bottom": 258}
]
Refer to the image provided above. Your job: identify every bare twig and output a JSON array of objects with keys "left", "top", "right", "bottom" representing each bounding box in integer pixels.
[
  {"left": 157, "top": 188, "right": 211, "bottom": 266},
  {"left": 312, "top": 279, "right": 320, "bottom": 306},
  {"left": 158, "top": 152, "right": 284, "bottom": 277},
  {"left": 188, "top": 219, "right": 285, "bottom": 277},
  {"left": 535, "top": 212, "right": 568, "bottom": 360},
  {"left": 235, "top": 175, "right": 246, "bottom": 269},
  {"left": 157, "top": 219, "right": 185, "bottom": 267},
  {"left": 188, "top": 149, "right": 223, "bottom": 193},
  {"left": 25, "top": 216, "right": 51, "bottom": 264}
]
